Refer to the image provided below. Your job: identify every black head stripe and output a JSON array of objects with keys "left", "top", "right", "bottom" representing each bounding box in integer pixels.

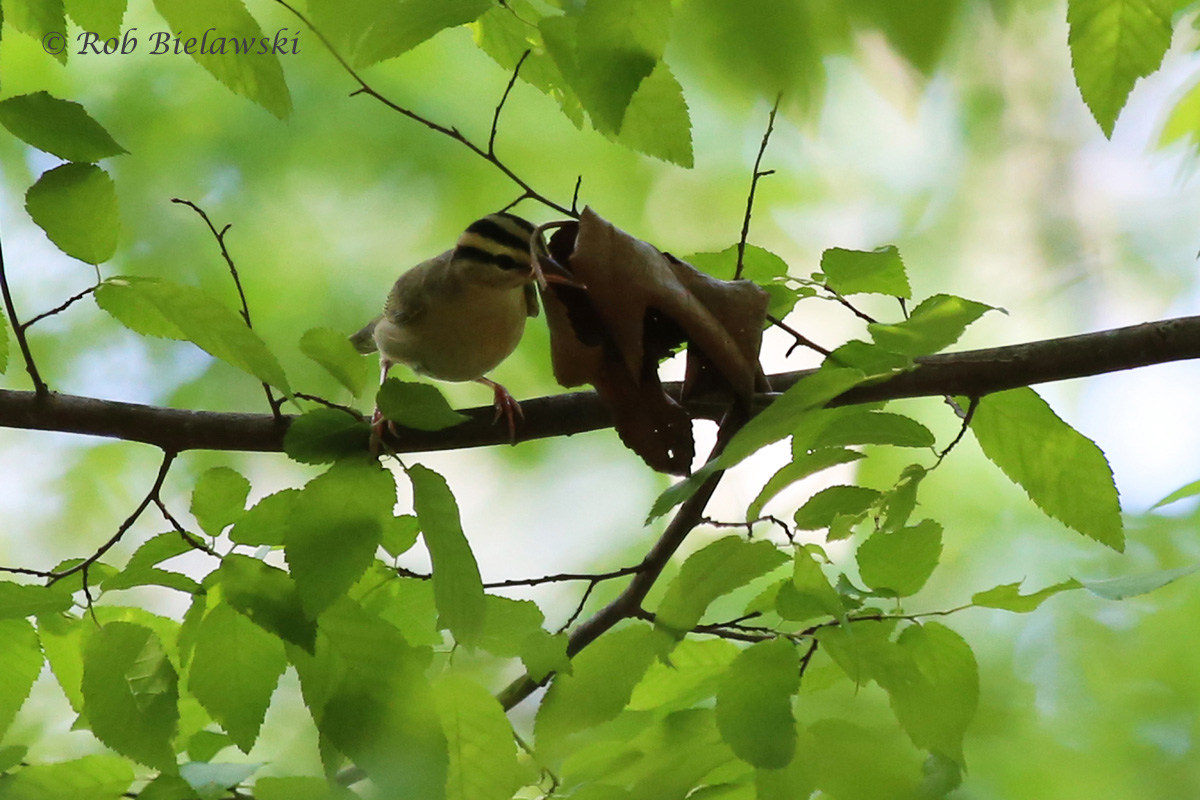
[
  {"left": 495, "top": 212, "right": 535, "bottom": 233},
  {"left": 455, "top": 245, "right": 529, "bottom": 271},
  {"left": 464, "top": 216, "right": 533, "bottom": 252}
]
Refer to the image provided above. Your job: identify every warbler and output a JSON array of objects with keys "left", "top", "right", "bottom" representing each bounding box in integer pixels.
[{"left": 351, "top": 212, "right": 538, "bottom": 443}]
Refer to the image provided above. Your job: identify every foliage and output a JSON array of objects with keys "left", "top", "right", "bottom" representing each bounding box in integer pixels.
[{"left": 0, "top": 0, "right": 1199, "bottom": 799}]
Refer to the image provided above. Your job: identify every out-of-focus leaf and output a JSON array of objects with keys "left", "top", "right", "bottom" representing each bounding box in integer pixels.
[
  {"left": 64, "top": 0, "right": 127, "bottom": 39},
  {"left": 971, "top": 579, "right": 1082, "bottom": 612},
  {"left": 433, "top": 674, "right": 519, "bottom": 800},
  {"left": 868, "top": 294, "right": 992, "bottom": 356},
  {"left": 0, "top": 92, "right": 127, "bottom": 161},
  {"left": 254, "top": 776, "right": 358, "bottom": 800},
  {"left": 409, "top": 464, "right": 485, "bottom": 647},
  {"left": 1068, "top": 0, "right": 1172, "bottom": 137},
  {"left": 820, "top": 246, "right": 911, "bottom": 298},
  {"left": 715, "top": 638, "right": 799, "bottom": 769},
  {"left": 229, "top": 488, "right": 299, "bottom": 547},
  {"left": 0, "top": 755, "right": 134, "bottom": 799},
  {"left": 971, "top": 387, "right": 1123, "bottom": 550},
  {"left": 853, "top": 0, "right": 964, "bottom": 75},
  {"left": 95, "top": 276, "right": 291, "bottom": 393},
  {"left": 612, "top": 61, "right": 693, "bottom": 166},
  {"left": 1150, "top": 477, "right": 1200, "bottom": 509},
  {"left": 747, "top": 448, "right": 865, "bottom": 521},
  {"left": 301, "top": 327, "right": 369, "bottom": 396},
  {"left": 219, "top": 555, "right": 316, "bottom": 652},
  {"left": 310, "top": 0, "right": 491, "bottom": 68},
  {"left": 0, "top": 619, "right": 42, "bottom": 743},
  {"left": 812, "top": 410, "right": 935, "bottom": 449},
  {"left": 283, "top": 409, "right": 369, "bottom": 464},
  {"left": 26, "top": 163, "right": 119, "bottom": 264},
  {"left": 179, "top": 761, "right": 261, "bottom": 800},
  {"left": 655, "top": 537, "right": 788, "bottom": 633},
  {"left": 793, "top": 485, "right": 881, "bottom": 531},
  {"left": 0, "top": 310, "right": 8, "bottom": 374},
  {"left": 1080, "top": 564, "right": 1199, "bottom": 600},
  {"left": 857, "top": 520, "right": 943, "bottom": 597},
  {"left": 152, "top": 0, "right": 292, "bottom": 118},
  {"left": 378, "top": 379, "right": 469, "bottom": 431},
  {"left": 190, "top": 466, "right": 250, "bottom": 537}
]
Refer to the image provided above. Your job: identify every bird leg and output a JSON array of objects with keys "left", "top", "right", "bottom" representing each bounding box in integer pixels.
[
  {"left": 477, "top": 377, "right": 523, "bottom": 443},
  {"left": 369, "top": 358, "right": 394, "bottom": 457}
]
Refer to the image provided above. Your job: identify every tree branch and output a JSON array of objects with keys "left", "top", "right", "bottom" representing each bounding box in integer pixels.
[
  {"left": 0, "top": 223, "right": 48, "bottom": 396},
  {"left": 1, "top": 315, "right": 1197, "bottom": 452}
]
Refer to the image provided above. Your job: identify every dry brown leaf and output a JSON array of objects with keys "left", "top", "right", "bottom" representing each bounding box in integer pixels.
[{"left": 538, "top": 208, "right": 769, "bottom": 475}]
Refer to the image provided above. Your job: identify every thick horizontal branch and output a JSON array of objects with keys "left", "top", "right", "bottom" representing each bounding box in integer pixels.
[{"left": 1, "top": 315, "right": 1198, "bottom": 453}]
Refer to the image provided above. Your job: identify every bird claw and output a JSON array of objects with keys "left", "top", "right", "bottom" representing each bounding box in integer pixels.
[
  {"left": 480, "top": 379, "right": 522, "bottom": 444},
  {"left": 368, "top": 408, "right": 398, "bottom": 457}
]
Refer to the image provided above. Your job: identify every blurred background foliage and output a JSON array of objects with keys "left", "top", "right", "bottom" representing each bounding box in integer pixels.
[{"left": 3, "top": 0, "right": 1200, "bottom": 795}]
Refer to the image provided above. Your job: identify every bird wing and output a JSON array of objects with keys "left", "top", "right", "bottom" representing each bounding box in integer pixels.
[{"left": 350, "top": 317, "right": 380, "bottom": 354}]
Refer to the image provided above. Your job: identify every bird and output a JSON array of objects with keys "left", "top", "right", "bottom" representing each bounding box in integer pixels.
[{"left": 351, "top": 212, "right": 539, "bottom": 447}]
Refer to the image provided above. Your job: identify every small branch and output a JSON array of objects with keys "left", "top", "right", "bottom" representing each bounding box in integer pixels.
[
  {"left": 825, "top": 289, "right": 878, "bottom": 324},
  {"left": 571, "top": 176, "right": 583, "bottom": 216},
  {"left": 172, "top": 199, "right": 281, "bottom": 421},
  {"left": 0, "top": 224, "right": 48, "bottom": 396},
  {"left": 154, "top": 497, "right": 218, "bottom": 555},
  {"left": 21, "top": 284, "right": 99, "bottom": 330},
  {"left": 735, "top": 95, "right": 781, "bottom": 280},
  {"left": 767, "top": 313, "right": 831, "bottom": 358},
  {"left": 489, "top": 50, "right": 530, "bottom": 156},
  {"left": 294, "top": 392, "right": 366, "bottom": 420},
  {"left": 482, "top": 564, "right": 643, "bottom": 589},
  {"left": 934, "top": 395, "right": 979, "bottom": 466},
  {"left": 699, "top": 515, "right": 795, "bottom": 543},
  {"left": 272, "top": 0, "right": 576, "bottom": 219}
]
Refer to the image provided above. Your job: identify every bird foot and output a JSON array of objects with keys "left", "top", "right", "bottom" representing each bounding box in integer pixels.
[
  {"left": 368, "top": 408, "right": 398, "bottom": 457},
  {"left": 478, "top": 378, "right": 522, "bottom": 443}
]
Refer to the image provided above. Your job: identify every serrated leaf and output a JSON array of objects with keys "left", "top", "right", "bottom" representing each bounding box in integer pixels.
[
  {"left": 857, "top": 520, "right": 943, "bottom": 597},
  {"left": 95, "top": 276, "right": 290, "bottom": 393},
  {"left": 812, "top": 410, "right": 935, "bottom": 449},
  {"left": 229, "top": 488, "right": 299, "bottom": 546},
  {"left": 613, "top": 61, "right": 693, "bottom": 166},
  {"left": 747, "top": 448, "right": 865, "bottom": 521},
  {"left": 1151, "top": 477, "right": 1200, "bottom": 509},
  {"left": 360, "top": 576, "right": 442, "bottom": 647},
  {"left": 26, "top": 163, "right": 119, "bottom": 264},
  {"left": 434, "top": 674, "right": 519, "bottom": 800},
  {"left": 283, "top": 409, "right": 369, "bottom": 464},
  {"left": 64, "top": 0, "right": 126, "bottom": 39},
  {"left": 971, "top": 579, "right": 1082, "bottom": 612},
  {"left": 879, "top": 464, "right": 927, "bottom": 533},
  {"left": 0, "top": 580, "right": 73, "bottom": 618},
  {"left": 874, "top": 622, "right": 978, "bottom": 765},
  {"left": 254, "top": 776, "right": 358, "bottom": 800},
  {"left": 1068, "top": 0, "right": 1172, "bottom": 137},
  {"left": 0, "top": 755, "right": 135, "bottom": 800},
  {"left": 188, "top": 602, "right": 286, "bottom": 753},
  {"left": 685, "top": 245, "right": 799, "bottom": 319},
  {"left": 820, "top": 246, "right": 911, "bottom": 298},
  {"left": 5, "top": 0, "right": 67, "bottom": 64},
  {"left": 310, "top": 0, "right": 491, "bottom": 68},
  {"left": 715, "top": 638, "right": 799, "bottom": 769},
  {"left": 815, "top": 618, "right": 898, "bottom": 687},
  {"left": 138, "top": 773, "right": 200, "bottom": 800},
  {"left": 151, "top": 0, "right": 291, "bottom": 118},
  {"left": 868, "top": 294, "right": 993, "bottom": 356},
  {"left": 0, "top": 745, "right": 27, "bottom": 774},
  {"left": 971, "top": 387, "right": 1123, "bottom": 550},
  {"left": 793, "top": 485, "right": 881, "bottom": 531},
  {"left": 629, "top": 638, "right": 739, "bottom": 712},
  {"left": 0, "top": 619, "right": 42, "bottom": 742},
  {"left": 219, "top": 554, "right": 316, "bottom": 652},
  {"left": 378, "top": 379, "right": 469, "bottom": 431},
  {"left": 301, "top": 327, "right": 369, "bottom": 396},
  {"left": 1081, "top": 564, "right": 1199, "bottom": 600},
  {"left": 520, "top": 631, "right": 570, "bottom": 682},
  {"left": 477, "top": 595, "right": 545, "bottom": 658},
  {"left": 180, "top": 761, "right": 261, "bottom": 800},
  {"left": 38, "top": 614, "right": 88, "bottom": 713},
  {"left": 190, "top": 466, "right": 250, "bottom": 537},
  {"left": 285, "top": 460, "right": 395, "bottom": 616},
  {"left": 0, "top": 92, "right": 127, "bottom": 161},
  {"left": 408, "top": 464, "right": 486, "bottom": 647},
  {"left": 188, "top": 730, "right": 233, "bottom": 762},
  {"left": 656, "top": 537, "right": 788, "bottom": 633},
  {"left": 82, "top": 622, "right": 179, "bottom": 771},
  {"left": 776, "top": 549, "right": 844, "bottom": 622},
  {"left": 381, "top": 513, "right": 420, "bottom": 557}
]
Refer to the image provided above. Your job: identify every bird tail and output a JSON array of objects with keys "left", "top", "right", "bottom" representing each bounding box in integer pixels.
[{"left": 350, "top": 317, "right": 380, "bottom": 354}]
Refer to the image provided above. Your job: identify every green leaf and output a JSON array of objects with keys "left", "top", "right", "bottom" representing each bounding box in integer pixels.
[
  {"left": 612, "top": 61, "right": 693, "bottom": 167},
  {"left": 0, "top": 619, "right": 42, "bottom": 742},
  {"left": 477, "top": 595, "right": 544, "bottom": 658},
  {"left": 812, "top": 410, "right": 935, "bottom": 449},
  {"left": 0, "top": 745, "right": 26, "bottom": 774},
  {"left": 95, "top": 276, "right": 291, "bottom": 393},
  {"left": 229, "top": 488, "right": 299, "bottom": 546},
  {"left": 629, "top": 638, "right": 739, "bottom": 712},
  {"left": 188, "top": 602, "right": 287, "bottom": 753},
  {"left": 0, "top": 580, "right": 73, "bottom": 618},
  {"left": 857, "top": 520, "right": 943, "bottom": 597},
  {"left": 38, "top": 614, "right": 88, "bottom": 712},
  {"left": 283, "top": 409, "right": 370, "bottom": 464},
  {"left": 879, "top": 464, "right": 927, "bottom": 533},
  {"left": 0, "top": 92, "right": 127, "bottom": 162},
  {"left": 868, "top": 293, "right": 992, "bottom": 356},
  {"left": 807, "top": 718, "right": 922, "bottom": 799},
  {"left": 309, "top": 0, "right": 492, "bottom": 69},
  {"left": 853, "top": 0, "right": 962, "bottom": 75},
  {"left": 520, "top": 631, "right": 570, "bottom": 682},
  {"left": 747, "top": 448, "right": 865, "bottom": 521},
  {"left": 285, "top": 460, "right": 395, "bottom": 616},
  {"left": 434, "top": 674, "right": 519, "bottom": 800},
  {"left": 793, "top": 485, "right": 881, "bottom": 531},
  {"left": 1080, "top": 564, "right": 1200, "bottom": 600},
  {"left": 359, "top": 576, "right": 442, "bottom": 647},
  {"left": 816, "top": 618, "right": 898, "bottom": 687},
  {"left": 219, "top": 554, "right": 316, "bottom": 652},
  {"left": 137, "top": 774, "right": 199, "bottom": 800},
  {"left": 655, "top": 537, "right": 788, "bottom": 633},
  {"left": 82, "top": 622, "right": 180, "bottom": 771},
  {"left": 1158, "top": 74, "right": 1200, "bottom": 149},
  {"left": 1151, "top": 477, "right": 1200, "bottom": 509},
  {"left": 378, "top": 379, "right": 469, "bottom": 431},
  {"left": 0, "top": 755, "right": 134, "bottom": 800},
  {"left": 875, "top": 622, "right": 979, "bottom": 764},
  {"left": 190, "top": 466, "right": 250, "bottom": 537},
  {"left": 1068, "top": 0, "right": 1172, "bottom": 137},
  {"left": 820, "top": 246, "right": 911, "bottom": 298},
  {"left": 381, "top": 513, "right": 420, "bottom": 557},
  {"left": 151, "top": 0, "right": 291, "bottom": 118},
  {"left": 301, "top": 327, "right": 369, "bottom": 396},
  {"left": 188, "top": 730, "right": 233, "bottom": 762},
  {"left": 971, "top": 387, "right": 1124, "bottom": 550},
  {"left": 409, "top": 464, "right": 486, "bottom": 647},
  {"left": 714, "top": 638, "right": 799, "bottom": 769},
  {"left": 26, "top": 163, "right": 119, "bottom": 264},
  {"left": 535, "top": 624, "right": 665, "bottom": 756},
  {"left": 64, "top": 0, "right": 126, "bottom": 39},
  {"left": 971, "top": 579, "right": 1082, "bottom": 612},
  {"left": 179, "top": 762, "right": 260, "bottom": 800},
  {"left": 254, "top": 776, "right": 357, "bottom": 800},
  {"left": 776, "top": 549, "right": 843, "bottom": 622},
  {"left": 102, "top": 533, "right": 200, "bottom": 594},
  {"left": 685, "top": 245, "right": 800, "bottom": 319},
  {"left": 5, "top": 0, "right": 67, "bottom": 64}
]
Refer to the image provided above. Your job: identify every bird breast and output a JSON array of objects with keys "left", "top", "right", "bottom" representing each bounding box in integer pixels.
[{"left": 373, "top": 280, "right": 528, "bottom": 382}]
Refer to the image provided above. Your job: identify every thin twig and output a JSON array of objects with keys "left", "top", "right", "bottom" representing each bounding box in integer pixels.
[
  {"left": 767, "top": 313, "right": 831, "bottom": 357},
  {"left": 735, "top": 95, "right": 781, "bottom": 280},
  {"left": 935, "top": 395, "right": 979, "bottom": 466},
  {"left": 483, "top": 564, "right": 643, "bottom": 589},
  {"left": 294, "top": 391, "right": 366, "bottom": 420},
  {"left": 699, "top": 514, "right": 795, "bottom": 542},
  {"left": 489, "top": 50, "right": 530, "bottom": 156},
  {"left": 571, "top": 176, "right": 583, "bottom": 216},
  {"left": 21, "top": 284, "right": 99, "bottom": 330},
  {"left": 172, "top": 199, "right": 282, "bottom": 421},
  {"left": 154, "top": 497, "right": 218, "bottom": 555},
  {"left": 0, "top": 223, "right": 48, "bottom": 396},
  {"left": 272, "top": 0, "right": 576, "bottom": 219},
  {"left": 825, "top": 289, "right": 878, "bottom": 324}
]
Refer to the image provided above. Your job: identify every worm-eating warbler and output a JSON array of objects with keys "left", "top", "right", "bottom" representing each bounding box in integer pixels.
[{"left": 351, "top": 212, "right": 538, "bottom": 441}]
